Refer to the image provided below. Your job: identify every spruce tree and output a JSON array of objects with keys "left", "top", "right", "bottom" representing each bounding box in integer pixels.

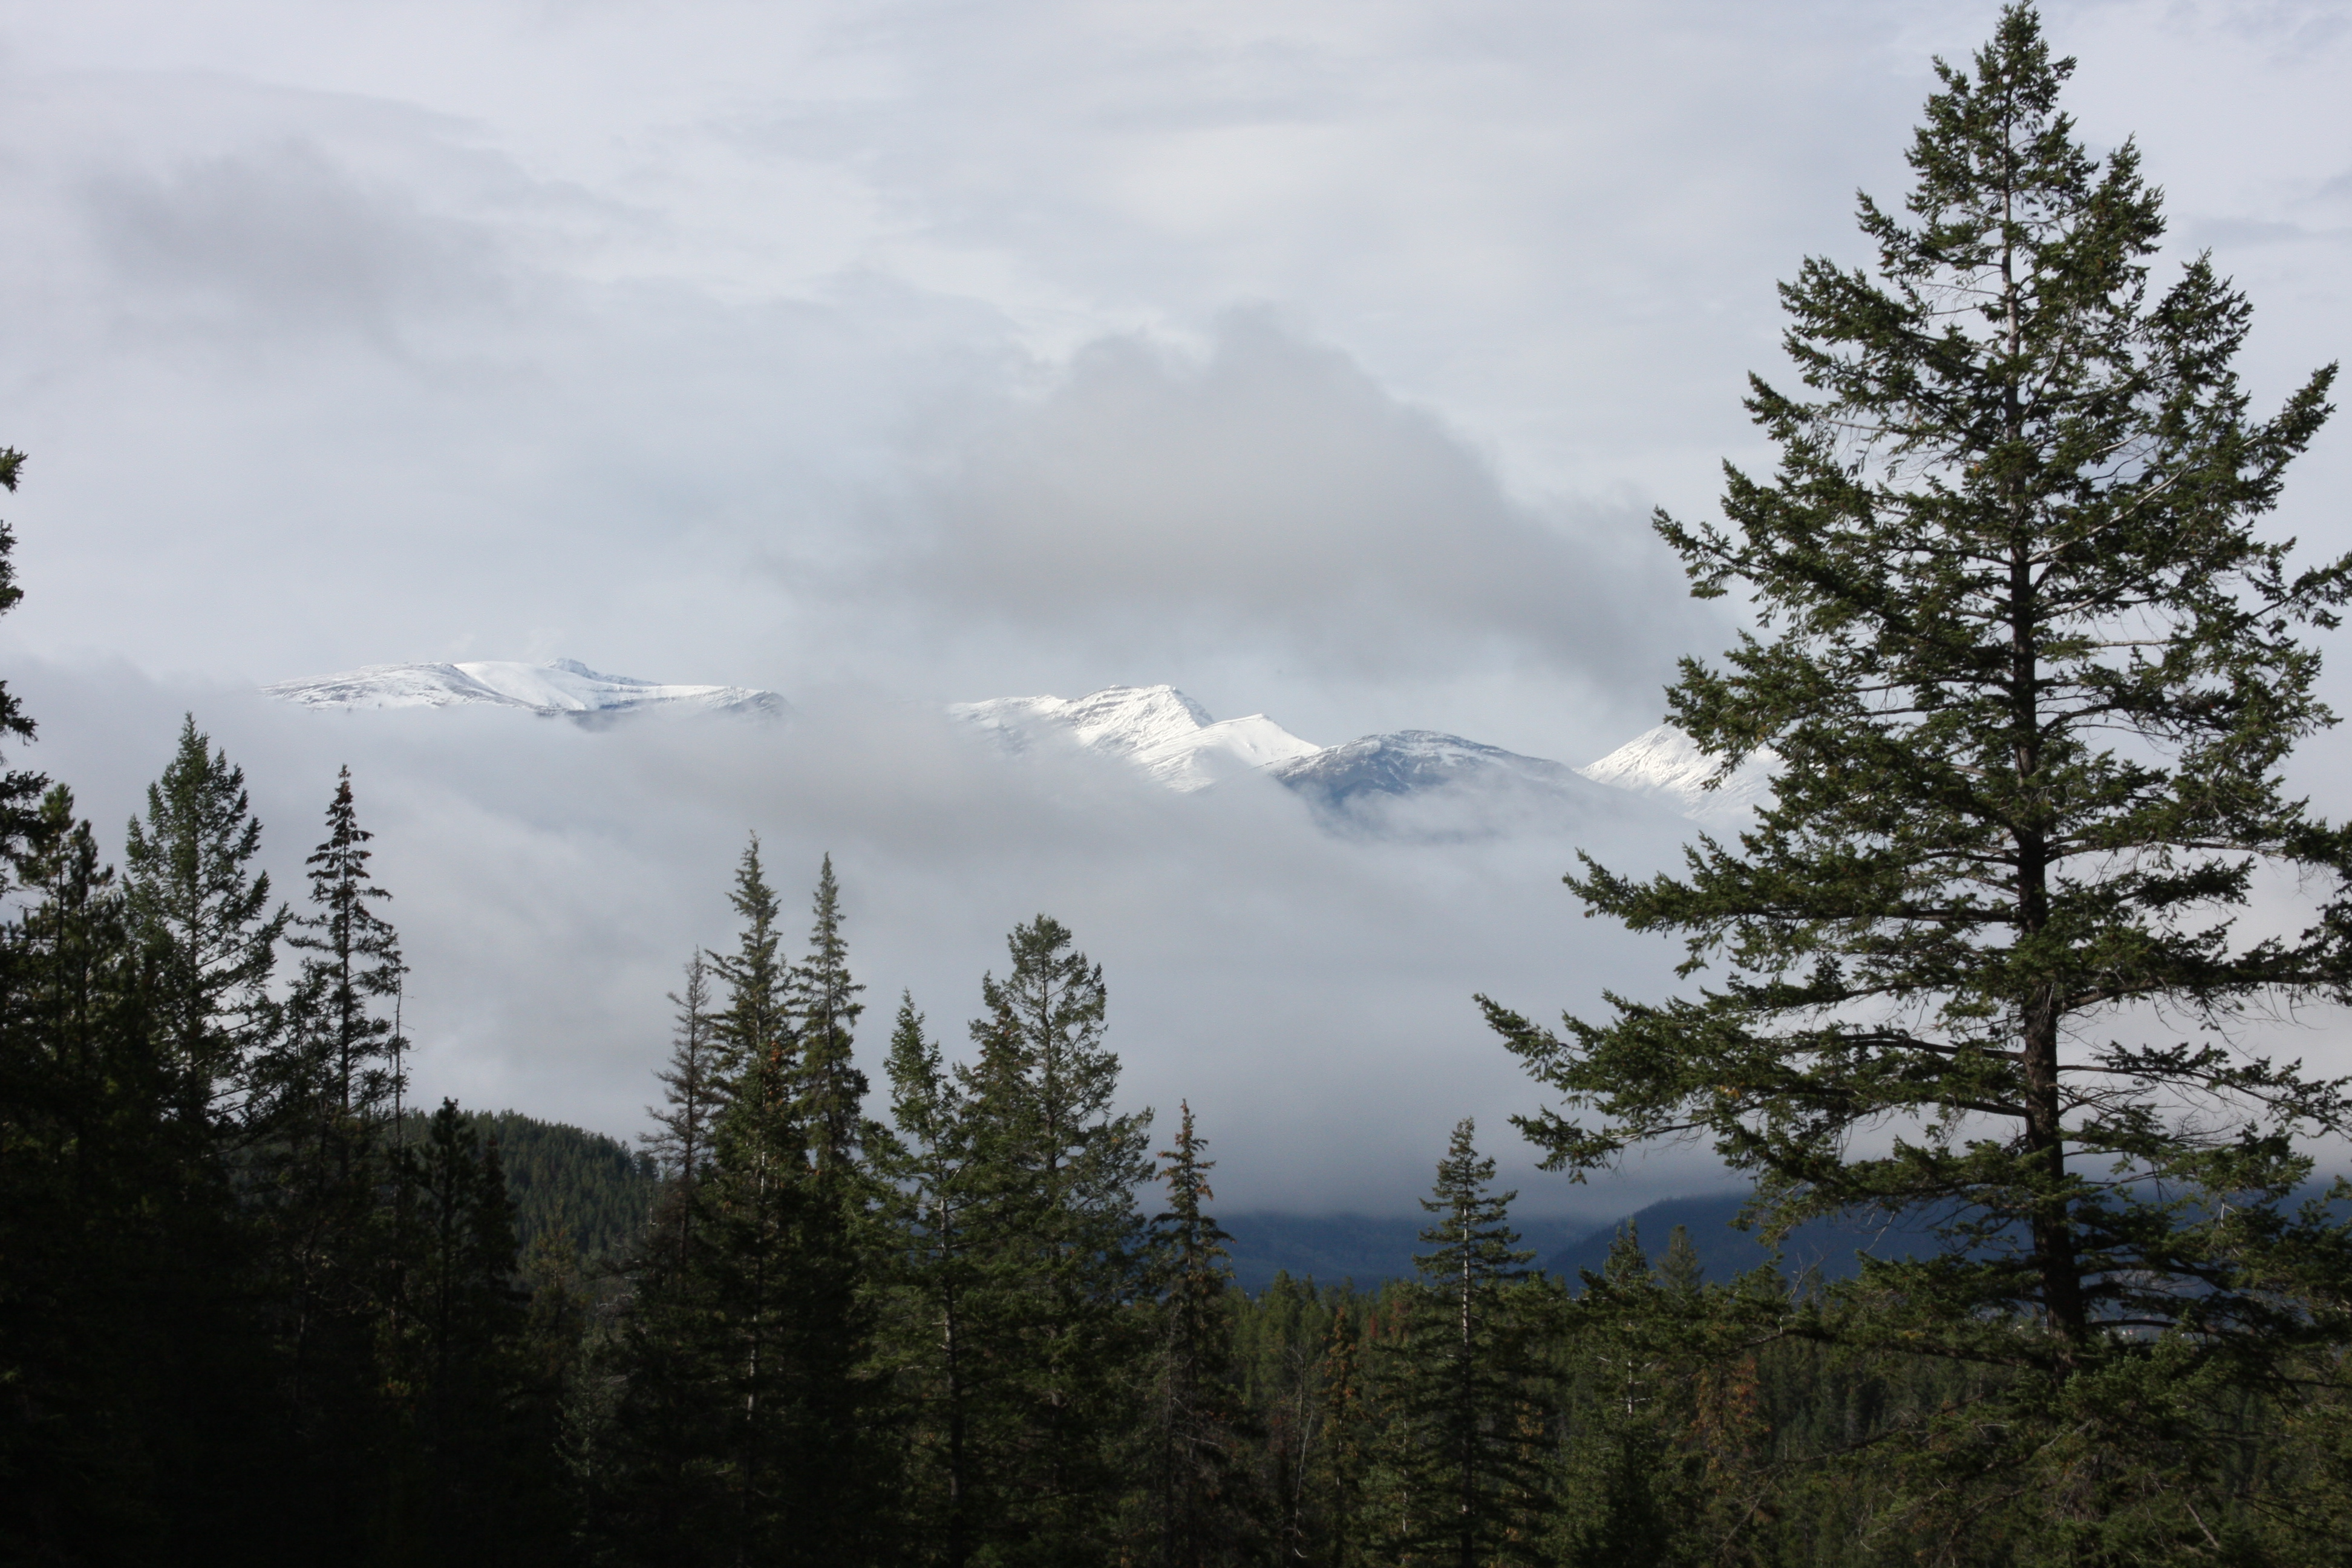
[
  {"left": 1483, "top": 5, "right": 2352, "bottom": 1552},
  {"left": 123, "top": 716, "right": 286, "bottom": 1132},
  {"left": 788, "top": 852, "right": 869, "bottom": 1174},
  {"left": 961, "top": 915, "right": 1157, "bottom": 1565},
  {"left": 1151, "top": 1102, "right": 1256, "bottom": 1567},
  {"left": 0, "top": 788, "right": 169, "bottom": 1555},
  {"left": 0, "top": 443, "right": 47, "bottom": 884},
  {"left": 874, "top": 992, "right": 986, "bottom": 1564},
  {"left": 1379, "top": 1119, "right": 1546, "bottom": 1568},
  {"left": 283, "top": 766, "right": 407, "bottom": 1119},
  {"left": 706, "top": 832, "right": 790, "bottom": 1085},
  {"left": 615, "top": 839, "right": 883, "bottom": 1563},
  {"left": 644, "top": 952, "right": 720, "bottom": 1270},
  {"left": 1315, "top": 1308, "right": 1370, "bottom": 1568},
  {"left": 252, "top": 768, "right": 411, "bottom": 1547}
]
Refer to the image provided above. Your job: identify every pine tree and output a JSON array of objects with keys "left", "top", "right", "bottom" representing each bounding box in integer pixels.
[
  {"left": 1483, "top": 5, "right": 2352, "bottom": 1553},
  {"left": 1316, "top": 1308, "right": 1371, "bottom": 1568},
  {"left": 1553, "top": 1226, "right": 1691, "bottom": 1568},
  {"left": 123, "top": 716, "right": 286, "bottom": 1133},
  {"left": 959, "top": 914, "right": 1158, "bottom": 1566},
  {"left": 706, "top": 833, "right": 791, "bottom": 1086},
  {"left": 1379, "top": 1119, "right": 1547, "bottom": 1568},
  {"left": 644, "top": 952, "right": 720, "bottom": 1270},
  {"left": 788, "top": 852, "right": 869, "bottom": 1174},
  {"left": 607, "top": 840, "right": 883, "bottom": 1563},
  {"left": 0, "top": 787, "right": 167, "bottom": 1555},
  {"left": 874, "top": 993, "right": 985, "bottom": 1565},
  {"left": 283, "top": 765, "right": 407, "bottom": 1119},
  {"left": 249, "top": 768, "right": 411, "bottom": 1549},
  {"left": 0, "top": 443, "right": 47, "bottom": 885},
  {"left": 1151, "top": 1102, "right": 1256, "bottom": 1567}
]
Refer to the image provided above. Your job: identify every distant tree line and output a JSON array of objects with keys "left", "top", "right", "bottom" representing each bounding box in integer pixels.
[{"left": 15, "top": 7, "right": 2352, "bottom": 1563}]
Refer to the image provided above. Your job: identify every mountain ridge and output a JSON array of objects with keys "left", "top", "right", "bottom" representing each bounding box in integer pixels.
[
  {"left": 265, "top": 658, "right": 786, "bottom": 723},
  {"left": 264, "top": 665, "right": 1767, "bottom": 829}
]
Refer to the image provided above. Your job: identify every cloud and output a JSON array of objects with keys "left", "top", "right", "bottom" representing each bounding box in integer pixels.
[
  {"left": 80, "top": 142, "right": 506, "bottom": 343},
  {"left": 6, "top": 656, "right": 1717, "bottom": 1218},
  {"left": 902, "top": 312, "right": 1708, "bottom": 689}
]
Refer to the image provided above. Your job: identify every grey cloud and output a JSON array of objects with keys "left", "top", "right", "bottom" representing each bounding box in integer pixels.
[
  {"left": 80, "top": 142, "right": 509, "bottom": 342},
  {"left": 904, "top": 313, "right": 1711, "bottom": 690}
]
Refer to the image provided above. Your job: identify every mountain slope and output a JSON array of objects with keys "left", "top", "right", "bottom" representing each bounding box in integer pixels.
[
  {"left": 1578, "top": 723, "right": 1775, "bottom": 824},
  {"left": 266, "top": 658, "right": 785, "bottom": 723}
]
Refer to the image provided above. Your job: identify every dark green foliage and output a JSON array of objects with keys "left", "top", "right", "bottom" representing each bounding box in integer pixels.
[
  {"left": 874, "top": 917, "right": 1163, "bottom": 1567},
  {"left": 0, "top": 445, "right": 45, "bottom": 884},
  {"left": 589, "top": 845, "right": 887, "bottom": 1565},
  {"left": 791, "top": 852, "right": 869, "bottom": 1174},
  {"left": 871, "top": 993, "right": 987, "bottom": 1563},
  {"left": 1481, "top": 6, "right": 2352, "bottom": 1557},
  {"left": 284, "top": 765, "right": 407, "bottom": 1117},
  {"left": 123, "top": 716, "right": 286, "bottom": 1134},
  {"left": 960, "top": 914, "right": 1159, "bottom": 1564},
  {"left": 1375, "top": 1120, "right": 1553, "bottom": 1567},
  {"left": 1151, "top": 1102, "right": 1260, "bottom": 1566}
]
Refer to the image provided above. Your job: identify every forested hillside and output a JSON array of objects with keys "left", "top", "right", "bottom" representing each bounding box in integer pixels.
[
  {"left": 413, "top": 1111, "right": 656, "bottom": 1264},
  {"left": 11, "top": 10, "right": 2352, "bottom": 1565}
]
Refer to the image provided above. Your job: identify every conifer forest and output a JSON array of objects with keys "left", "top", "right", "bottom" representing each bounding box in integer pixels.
[{"left": 13, "top": 9, "right": 2352, "bottom": 1565}]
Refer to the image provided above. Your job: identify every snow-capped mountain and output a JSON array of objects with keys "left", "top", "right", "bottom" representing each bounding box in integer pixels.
[
  {"left": 265, "top": 659, "right": 785, "bottom": 723},
  {"left": 949, "top": 685, "right": 1322, "bottom": 792},
  {"left": 947, "top": 685, "right": 1687, "bottom": 840},
  {"left": 1576, "top": 724, "right": 1775, "bottom": 825}
]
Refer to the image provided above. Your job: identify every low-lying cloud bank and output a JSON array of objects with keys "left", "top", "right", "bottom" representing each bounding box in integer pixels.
[{"left": 9, "top": 656, "right": 1723, "bottom": 1219}]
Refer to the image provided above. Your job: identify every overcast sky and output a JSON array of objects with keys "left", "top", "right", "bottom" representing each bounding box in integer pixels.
[{"left": 2, "top": 0, "right": 2348, "bottom": 1219}]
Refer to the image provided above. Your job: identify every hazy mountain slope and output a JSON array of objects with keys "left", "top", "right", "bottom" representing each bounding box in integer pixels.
[
  {"left": 1269, "top": 728, "right": 1685, "bottom": 840},
  {"left": 1221, "top": 1211, "right": 1606, "bottom": 1294},
  {"left": 266, "top": 658, "right": 785, "bottom": 722}
]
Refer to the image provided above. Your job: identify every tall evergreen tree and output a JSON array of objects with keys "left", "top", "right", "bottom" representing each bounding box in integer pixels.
[
  {"left": 706, "top": 833, "right": 791, "bottom": 1085},
  {"left": 875, "top": 993, "right": 986, "bottom": 1565},
  {"left": 788, "top": 853, "right": 869, "bottom": 1175},
  {"left": 1379, "top": 1119, "right": 1546, "bottom": 1568},
  {"left": 1484, "top": 5, "right": 2352, "bottom": 1553},
  {"left": 644, "top": 952, "right": 720, "bottom": 1270},
  {"left": 1315, "top": 1307, "right": 1371, "bottom": 1568},
  {"left": 956, "top": 915, "right": 1158, "bottom": 1566},
  {"left": 283, "top": 766, "right": 407, "bottom": 1119},
  {"left": 1151, "top": 1102, "right": 1256, "bottom": 1568},
  {"left": 0, "top": 443, "right": 46, "bottom": 884},
  {"left": 123, "top": 716, "right": 286, "bottom": 1132},
  {"left": 0, "top": 787, "right": 165, "bottom": 1557},
  {"left": 249, "top": 769, "right": 411, "bottom": 1550},
  {"left": 604, "top": 840, "right": 884, "bottom": 1564}
]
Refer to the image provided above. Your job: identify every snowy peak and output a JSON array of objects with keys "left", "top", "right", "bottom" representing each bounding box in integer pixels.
[
  {"left": 949, "top": 685, "right": 1322, "bottom": 792},
  {"left": 1578, "top": 724, "right": 1774, "bottom": 823},
  {"left": 265, "top": 659, "right": 786, "bottom": 723}
]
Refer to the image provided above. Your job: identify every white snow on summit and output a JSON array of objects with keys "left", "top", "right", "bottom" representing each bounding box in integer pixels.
[
  {"left": 266, "top": 659, "right": 785, "bottom": 722},
  {"left": 1578, "top": 724, "right": 1775, "bottom": 823},
  {"left": 949, "top": 685, "right": 1322, "bottom": 791}
]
